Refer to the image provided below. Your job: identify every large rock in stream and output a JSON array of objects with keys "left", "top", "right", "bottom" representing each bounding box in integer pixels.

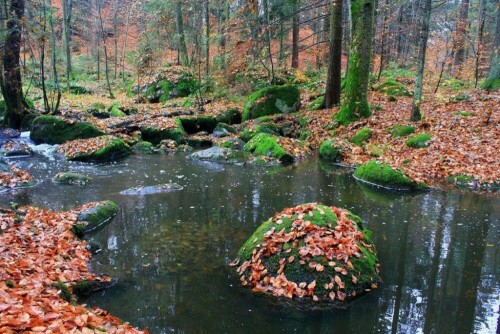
[
  {"left": 71, "top": 200, "right": 119, "bottom": 237},
  {"left": 30, "top": 116, "right": 104, "bottom": 144},
  {"left": 188, "top": 146, "right": 251, "bottom": 164},
  {"left": 353, "top": 160, "right": 424, "bottom": 190},
  {"left": 242, "top": 85, "right": 300, "bottom": 121},
  {"left": 233, "top": 203, "right": 380, "bottom": 307},
  {"left": 120, "top": 183, "right": 183, "bottom": 195},
  {"left": 57, "top": 135, "right": 132, "bottom": 162}
]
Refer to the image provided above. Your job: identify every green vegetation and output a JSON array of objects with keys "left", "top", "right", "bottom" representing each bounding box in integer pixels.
[
  {"left": 30, "top": 116, "right": 104, "bottom": 145},
  {"left": 354, "top": 160, "right": 422, "bottom": 190},
  {"left": 244, "top": 133, "right": 294, "bottom": 163},
  {"left": 75, "top": 200, "right": 119, "bottom": 236},
  {"left": 140, "top": 120, "right": 186, "bottom": 145},
  {"left": 366, "top": 143, "right": 384, "bottom": 157},
  {"left": 242, "top": 85, "right": 300, "bottom": 121},
  {"left": 349, "top": 128, "right": 373, "bottom": 146},
  {"left": 319, "top": 140, "right": 341, "bottom": 162},
  {"left": 53, "top": 282, "right": 72, "bottom": 302},
  {"left": 69, "top": 137, "right": 132, "bottom": 163},
  {"left": 481, "top": 78, "right": 500, "bottom": 91},
  {"left": 388, "top": 125, "right": 416, "bottom": 138},
  {"left": 406, "top": 133, "right": 432, "bottom": 148},
  {"left": 309, "top": 96, "right": 325, "bottom": 110},
  {"left": 454, "top": 111, "right": 473, "bottom": 117},
  {"left": 52, "top": 172, "right": 92, "bottom": 186},
  {"left": 215, "top": 108, "right": 242, "bottom": 125},
  {"left": 373, "top": 77, "right": 412, "bottom": 97}
]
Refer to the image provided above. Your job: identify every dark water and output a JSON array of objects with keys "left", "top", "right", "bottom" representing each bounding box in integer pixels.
[{"left": 1, "top": 153, "right": 499, "bottom": 334}]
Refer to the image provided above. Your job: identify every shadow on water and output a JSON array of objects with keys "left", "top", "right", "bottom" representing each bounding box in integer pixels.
[{"left": 1, "top": 154, "right": 498, "bottom": 334}]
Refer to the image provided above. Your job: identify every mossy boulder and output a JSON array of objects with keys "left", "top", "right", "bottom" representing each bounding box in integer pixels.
[
  {"left": 244, "top": 133, "right": 294, "bottom": 163},
  {"left": 140, "top": 119, "right": 186, "bottom": 145},
  {"left": 354, "top": 160, "right": 423, "bottom": 190},
  {"left": 72, "top": 200, "right": 119, "bottom": 237},
  {"left": 388, "top": 125, "right": 415, "bottom": 138},
  {"left": 234, "top": 203, "right": 380, "bottom": 305},
  {"left": 349, "top": 128, "right": 373, "bottom": 147},
  {"left": 213, "top": 123, "right": 237, "bottom": 138},
  {"left": 218, "top": 138, "right": 246, "bottom": 150},
  {"left": 57, "top": 136, "right": 132, "bottom": 163},
  {"left": 405, "top": 133, "right": 431, "bottom": 148},
  {"left": 373, "top": 77, "right": 412, "bottom": 97},
  {"left": 52, "top": 172, "right": 92, "bottom": 186},
  {"left": 242, "top": 85, "right": 301, "bottom": 121},
  {"left": 132, "top": 141, "right": 156, "bottom": 153},
  {"left": 30, "top": 116, "right": 104, "bottom": 145},
  {"left": 216, "top": 108, "right": 242, "bottom": 125},
  {"left": 72, "top": 280, "right": 115, "bottom": 298},
  {"left": 309, "top": 96, "right": 325, "bottom": 110},
  {"left": 319, "top": 140, "right": 341, "bottom": 162},
  {"left": 179, "top": 116, "right": 217, "bottom": 134},
  {"left": 240, "top": 123, "right": 281, "bottom": 142}
]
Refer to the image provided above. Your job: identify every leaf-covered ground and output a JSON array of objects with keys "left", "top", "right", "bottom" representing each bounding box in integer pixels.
[{"left": 0, "top": 206, "right": 147, "bottom": 333}]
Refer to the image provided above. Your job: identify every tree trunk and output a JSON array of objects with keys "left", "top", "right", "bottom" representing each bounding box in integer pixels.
[
  {"left": 410, "top": 0, "right": 432, "bottom": 122},
  {"left": 49, "top": 0, "right": 61, "bottom": 114},
  {"left": 176, "top": 1, "right": 189, "bottom": 66},
  {"left": 62, "top": 0, "right": 73, "bottom": 92},
  {"left": 205, "top": 0, "right": 210, "bottom": 75},
  {"left": 377, "top": 0, "right": 389, "bottom": 81},
  {"left": 97, "top": 0, "right": 114, "bottom": 99},
  {"left": 483, "top": 0, "right": 500, "bottom": 90},
  {"left": 335, "top": 0, "right": 375, "bottom": 125},
  {"left": 291, "top": 0, "right": 300, "bottom": 69},
  {"left": 474, "top": 0, "right": 486, "bottom": 87},
  {"left": 1, "top": 0, "right": 27, "bottom": 129},
  {"left": 325, "top": 0, "right": 342, "bottom": 108},
  {"left": 453, "top": 0, "right": 470, "bottom": 77}
]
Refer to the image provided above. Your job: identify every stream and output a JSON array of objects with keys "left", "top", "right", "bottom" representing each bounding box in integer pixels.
[{"left": 1, "top": 150, "right": 498, "bottom": 334}]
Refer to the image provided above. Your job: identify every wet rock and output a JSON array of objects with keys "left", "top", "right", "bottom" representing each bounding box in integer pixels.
[
  {"left": 0, "top": 140, "right": 33, "bottom": 157},
  {"left": 72, "top": 201, "right": 119, "bottom": 237},
  {"left": 0, "top": 128, "right": 20, "bottom": 145},
  {"left": 188, "top": 146, "right": 251, "bottom": 164},
  {"left": 120, "top": 183, "right": 183, "bottom": 195},
  {"left": 234, "top": 203, "right": 381, "bottom": 307},
  {"left": 213, "top": 123, "right": 237, "bottom": 138},
  {"left": 218, "top": 138, "right": 246, "bottom": 150},
  {"left": 52, "top": 172, "right": 92, "bottom": 186},
  {"left": 30, "top": 116, "right": 104, "bottom": 145}
]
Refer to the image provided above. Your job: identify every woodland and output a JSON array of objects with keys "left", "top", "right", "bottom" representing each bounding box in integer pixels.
[{"left": 0, "top": 0, "right": 499, "bottom": 332}]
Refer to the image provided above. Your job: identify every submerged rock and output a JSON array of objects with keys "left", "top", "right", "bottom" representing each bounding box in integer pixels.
[
  {"left": 233, "top": 203, "right": 380, "bottom": 306},
  {"left": 30, "top": 116, "right": 104, "bottom": 145},
  {"left": 0, "top": 140, "right": 33, "bottom": 157},
  {"left": 242, "top": 85, "right": 301, "bottom": 121},
  {"left": 120, "top": 183, "right": 183, "bottom": 195},
  {"left": 52, "top": 172, "right": 92, "bottom": 186},
  {"left": 353, "top": 160, "right": 423, "bottom": 190},
  {"left": 57, "top": 135, "right": 132, "bottom": 163},
  {"left": 72, "top": 200, "right": 119, "bottom": 237}
]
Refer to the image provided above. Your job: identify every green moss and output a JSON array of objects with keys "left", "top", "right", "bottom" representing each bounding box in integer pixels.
[
  {"left": 179, "top": 116, "right": 217, "bottom": 134},
  {"left": 374, "top": 77, "right": 412, "bottom": 96},
  {"left": 405, "top": 133, "right": 431, "bottom": 148},
  {"left": 454, "top": 111, "right": 473, "bottom": 117},
  {"left": 309, "top": 96, "right": 325, "bottom": 110},
  {"left": 216, "top": 108, "right": 242, "bottom": 125},
  {"left": 388, "top": 125, "right": 415, "bottom": 138},
  {"left": 70, "top": 137, "right": 132, "bottom": 162},
  {"left": 448, "top": 174, "right": 475, "bottom": 189},
  {"left": 319, "top": 140, "right": 341, "bottom": 162},
  {"left": 140, "top": 121, "right": 186, "bottom": 145},
  {"left": 354, "top": 160, "right": 422, "bottom": 190},
  {"left": 481, "top": 78, "right": 500, "bottom": 91},
  {"left": 52, "top": 172, "right": 92, "bottom": 186},
  {"left": 91, "top": 102, "right": 106, "bottom": 111},
  {"left": 30, "top": 116, "right": 104, "bottom": 145},
  {"left": 53, "top": 282, "right": 72, "bottom": 302},
  {"left": 244, "top": 133, "right": 294, "bottom": 163},
  {"left": 449, "top": 93, "right": 471, "bottom": 103},
  {"left": 366, "top": 143, "right": 384, "bottom": 157},
  {"left": 109, "top": 107, "right": 126, "bottom": 117},
  {"left": 5, "top": 280, "right": 15, "bottom": 288},
  {"left": 349, "top": 128, "right": 373, "bottom": 146},
  {"left": 72, "top": 280, "right": 114, "bottom": 298},
  {"left": 242, "top": 85, "right": 300, "bottom": 121},
  {"left": 132, "top": 141, "right": 155, "bottom": 153},
  {"left": 76, "top": 200, "right": 119, "bottom": 234}
]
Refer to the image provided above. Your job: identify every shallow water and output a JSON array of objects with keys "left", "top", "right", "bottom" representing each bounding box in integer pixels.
[{"left": 1, "top": 153, "right": 499, "bottom": 334}]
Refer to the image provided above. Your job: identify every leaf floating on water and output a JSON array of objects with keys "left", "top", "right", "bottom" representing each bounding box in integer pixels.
[
  {"left": 352, "top": 275, "right": 358, "bottom": 284},
  {"left": 288, "top": 256, "right": 295, "bottom": 263},
  {"left": 329, "top": 291, "right": 335, "bottom": 300}
]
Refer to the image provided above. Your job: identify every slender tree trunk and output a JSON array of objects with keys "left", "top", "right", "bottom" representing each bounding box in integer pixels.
[
  {"left": 113, "top": 0, "right": 119, "bottom": 79},
  {"left": 263, "top": 0, "right": 274, "bottom": 82},
  {"left": 97, "top": 0, "right": 114, "bottom": 98},
  {"left": 335, "top": 0, "right": 375, "bottom": 125},
  {"left": 40, "top": 3, "right": 49, "bottom": 113},
  {"left": 205, "top": 0, "right": 210, "bottom": 75},
  {"left": 325, "top": 0, "right": 342, "bottom": 108},
  {"left": 176, "top": 1, "right": 189, "bottom": 66},
  {"left": 453, "top": 0, "right": 470, "bottom": 77},
  {"left": 377, "top": 0, "right": 389, "bottom": 81},
  {"left": 291, "top": 0, "right": 300, "bottom": 68},
  {"left": 121, "top": 2, "right": 132, "bottom": 80},
  {"left": 49, "top": 0, "right": 61, "bottom": 114},
  {"left": 410, "top": 0, "right": 432, "bottom": 122},
  {"left": 483, "top": 0, "right": 500, "bottom": 90},
  {"left": 344, "top": 0, "right": 352, "bottom": 77},
  {"left": 1, "top": 0, "right": 27, "bottom": 129},
  {"left": 474, "top": 0, "right": 486, "bottom": 87},
  {"left": 62, "top": 0, "right": 73, "bottom": 92}
]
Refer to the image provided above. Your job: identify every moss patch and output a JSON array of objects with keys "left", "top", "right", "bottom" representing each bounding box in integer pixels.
[
  {"left": 406, "top": 133, "right": 431, "bottom": 148},
  {"left": 481, "top": 78, "right": 500, "bottom": 91},
  {"left": 216, "top": 108, "right": 242, "bottom": 125},
  {"left": 141, "top": 120, "right": 186, "bottom": 145},
  {"left": 373, "top": 77, "right": 412, "bottom": 97},
  {"left": 388, "top": 125, "right": 415, "bottom": 138},
  {"left": 30, "top": 116, "right": 104, "bottom": 145},
  {"left": 309, "top": 96, "right": 325, "bottom": 110},
  {"left": 349, "top": 128, "right": 373, "bottom": 146},
  {"left": 354, "top": 160, "right": 422, "bottom": 190},
  {"left": 64, "top": 136, "right": 132, "bottom": 163},
  {"left": 242, "top": 85, "right": 300, "bottom": 121},
  {"left": 75, "top": 200, "right": 119, "bottom": 235},
  {"left": 454, "top": 111, "right": 473, "bottom": 117},
  {"left": 179, "top": 116, "right": 217, "bottom": 134},
  {"left": 52, "top": 172, "right": 92, "bottom": 186},
  {"left": 244, "top": 133, "right": 294, "bottom": 163},
  {"left": 53, "top": 282, "right": 72, "bottom": 302},
  {"left": 319, "top": 140, "right": 341, "bottom": 162}
]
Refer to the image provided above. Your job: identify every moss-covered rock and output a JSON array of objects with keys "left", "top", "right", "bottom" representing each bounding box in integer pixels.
[
  {"left": 72, "top": 200, "right": 119, "bottom": 237},
  {"left": 309, "top": 96, "right": 325, "bottom": 110},
  {"left": 373, "top": 77, "right": 412, "bottom": 97},
  {"left": 213, "top": 123, "right": 237, "bottom": 138},
  {"left": 216, "top": 108, "right": 242, "bottom": 125},
  {"left": 218, "top": 138, "right": 246, "bottom": 150},
  {"left": 179, "top": 116, "right": 217, "bottom": 134},
  {"left": 234, "top": 203, "right": 380, "bottom": 304},
  {"left": 30, "top": 116, "right": 104, "bottom": 145},
  {"left": 242, "top": 85, "right": 301, "bottom": 121},
  {"left": 52, "top": 172, "right": 92, "bottom": 186},
  {"left": 72, "top": 280, "right": 115, "bottom": 298},
  {"left": 109, "top": 107, "right": 126, "bottom": 118},
  {"left": 244, "top": 133, "right": 294, "bottom": 163},
  {"left": 388, "top": 125, "right": 415, "bottom": 138},
  {"left": 366, "top": 143, "right": 385, "bottom": 157},
  {"left": 57, "top": 136, "right": 132, "bottom": 163},
  {"left": 354, "top": 160, "right": 423, "bottom": 190},
  {"left": 405, "top": 133, "right": 431, "bottom": 148},
  {"left": 319, "top": 140, "right": 341, "bottom": 162},
  {"left": 349, "top": 128, "right": 373, "bottom": 146},
  {"left": 120, "top": 183, "right": 183, "bottom": 195},
  {"left": 141, "top": 121, "right": 186, "bottom": 145}
]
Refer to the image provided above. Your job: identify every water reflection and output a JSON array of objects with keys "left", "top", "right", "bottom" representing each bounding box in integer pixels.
[{"left": 0, "top": 154, "right": 498, "bottom": 334}]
